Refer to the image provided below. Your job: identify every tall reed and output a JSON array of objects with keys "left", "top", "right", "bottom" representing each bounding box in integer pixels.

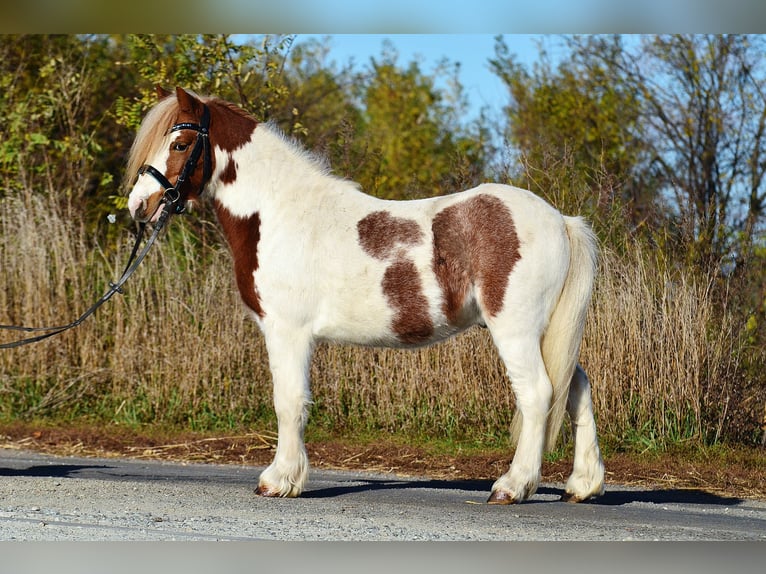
[{"left": 582, "top": 246, "right": 744, "bottom": 447}]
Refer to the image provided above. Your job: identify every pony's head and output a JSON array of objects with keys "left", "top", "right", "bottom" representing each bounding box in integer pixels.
[{"left": 126, "top": 86, "right": 212, "bottom": 222}]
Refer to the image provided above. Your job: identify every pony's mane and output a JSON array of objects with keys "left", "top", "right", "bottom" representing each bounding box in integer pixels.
[
  {"left": 123, "top": 91, "right": 334, "bottom": 191},
  {"left": 260, "top": 120, "right": 333, "bottom": 178},
  {"left": 123, "top": 94, "right": 180, "bottom": 192}
]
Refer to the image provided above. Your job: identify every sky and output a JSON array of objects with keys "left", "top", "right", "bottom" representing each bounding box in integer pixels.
[{"left": 294, "top": 34, "right": 568, "bottom": 123}]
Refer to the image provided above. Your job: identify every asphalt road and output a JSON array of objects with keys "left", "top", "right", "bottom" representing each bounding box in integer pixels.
[{"left": 1, "top": 448, "right": 764, "bottom": 541}]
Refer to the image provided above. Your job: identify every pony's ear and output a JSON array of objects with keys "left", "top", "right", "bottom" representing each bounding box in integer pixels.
[
  {"left": 175, "top": 87, "right": 201, "bottom": 114},
  {"left": 155, "top": 85, "right": 172, "bottom": 100}
]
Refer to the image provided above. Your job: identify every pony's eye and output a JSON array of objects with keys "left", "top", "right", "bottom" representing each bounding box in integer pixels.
[{"left": 172, "top": 142, "right": 190, "bottom": 152}]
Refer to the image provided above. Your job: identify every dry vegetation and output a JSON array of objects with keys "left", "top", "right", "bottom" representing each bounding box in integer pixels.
[{"left": 1, "top": 192, "right": 762, "bottom": 459}]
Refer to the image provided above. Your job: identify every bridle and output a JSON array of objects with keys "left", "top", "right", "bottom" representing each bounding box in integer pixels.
[
  {"left": 137, "top": 102, "right": 212, "bottom": 215},
  {"left": 0, "top": 104, "right": 213, "bottom": 349}
]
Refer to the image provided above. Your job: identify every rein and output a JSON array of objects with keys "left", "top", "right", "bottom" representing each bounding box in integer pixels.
[
  {"left": 0, "top": 202, "right": 173, "bottom": 349},
  {"left": 0, "top": 104, "right": 212, "bottom": 349}
]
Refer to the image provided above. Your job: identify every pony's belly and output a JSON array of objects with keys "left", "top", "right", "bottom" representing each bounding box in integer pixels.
[{"left": 311, "top": 302, "right": 479, "bottom": 349}]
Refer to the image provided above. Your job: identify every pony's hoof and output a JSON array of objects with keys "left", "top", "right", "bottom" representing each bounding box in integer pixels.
[
  {"left": 255, "top": 484, "right": 282, "bottom": 497},
  {"left": 560, "top": 491, "right": 584, "bottom": 503},
  {"left": 487, "top": 490, "right": 518, "bottom": 505},
  {"left": 561, "top": 488, "right": 602, "bottom": 503}
]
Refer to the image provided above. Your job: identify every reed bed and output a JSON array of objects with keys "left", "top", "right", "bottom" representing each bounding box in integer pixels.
[
  {"left": 0, "top": 194, "right": 755, "bottom": 447},
  {"left": 582, "top": 246, "right": 743, "bottom": 446}
]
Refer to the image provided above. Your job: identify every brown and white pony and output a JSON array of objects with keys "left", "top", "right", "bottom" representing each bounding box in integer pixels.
[{"left": 126, "top": 87, "right": 604, "bottom": 504}]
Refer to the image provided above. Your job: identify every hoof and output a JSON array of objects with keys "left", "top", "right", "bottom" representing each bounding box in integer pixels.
[
  {"left": 561, "top": 487, "right": 604, "bottom": 503},
  {"left": 255, "top": 484, "right": 282, "bottom": 498},
  {"left": 560, "top": 491, "right": 584, "bottom": 503},
  {"left": 487, "top": 490, "right": 518, "bottom": 505}
]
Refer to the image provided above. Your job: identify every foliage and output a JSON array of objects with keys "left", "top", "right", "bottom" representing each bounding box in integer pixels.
[
  {"left": 0, "top": 36, "right": 119, "bottom": 216},
  {"left": 490, "top": 35, "right": 652, "bottom": 227},
  {"left": 111, "top": 35, "right": 297, "bottom": 132},
  {"left": 352, "top": 42, "right": 488, "bottom": 198}
]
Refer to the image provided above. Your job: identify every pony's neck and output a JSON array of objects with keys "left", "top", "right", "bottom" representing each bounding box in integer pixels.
[
  {"left": 252, "top": 125, "right": 331, "bottom": 188},
  {"left": 211, "top": 123, "right": 346, "bottom": 218}
]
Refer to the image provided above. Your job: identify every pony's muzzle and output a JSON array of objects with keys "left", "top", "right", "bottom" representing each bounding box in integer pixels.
[
  {"left": 128, "top": 191, "right": 164, "bottom": 223},
  {"left": 128, "top": 197, "right": 147, "bottom": 220}
]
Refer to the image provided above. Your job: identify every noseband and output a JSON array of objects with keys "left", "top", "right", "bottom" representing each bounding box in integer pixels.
[{"left": 137, "top": 103, "right": 212, "bottom": 215}]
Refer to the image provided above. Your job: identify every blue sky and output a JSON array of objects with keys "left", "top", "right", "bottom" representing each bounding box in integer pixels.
[{"left": 294, "top": 34, "right": 568, "bottom": 122}]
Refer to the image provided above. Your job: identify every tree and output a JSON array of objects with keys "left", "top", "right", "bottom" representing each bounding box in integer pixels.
[
  {"left": 0, "top": 35, "right": 121, "bottom": 214},
  {"left": 353, "top": 43, "right": 488, "bottom": 199},
  {"left": 490, "top": 35, "right": 653, "bottom": 228},
  {"left": 568, "top": 34, "right": 766, "bottom": 270}
]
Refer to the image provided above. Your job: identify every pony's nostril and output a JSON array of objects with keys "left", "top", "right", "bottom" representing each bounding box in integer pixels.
[
  {"left": 135, "top": 198, "right": 147, "bottom": 218},
  {"left": 128, "top": 197, "right": 149, "bottom": 220}
]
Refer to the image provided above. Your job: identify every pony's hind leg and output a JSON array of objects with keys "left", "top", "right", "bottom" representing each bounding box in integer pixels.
[
  {"left": 256, "top": 326, "right": 314, "bottom": 498},
  {"left": 488, "top": 336, "right": 552, "bottom": 504},
  {"left": 561, "top": 364, "right": 605, "bottom": 502}
]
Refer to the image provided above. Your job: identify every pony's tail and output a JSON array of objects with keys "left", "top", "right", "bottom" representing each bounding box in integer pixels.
[{"left": 511, "top": 216, "right": 598, "bottom": 452}]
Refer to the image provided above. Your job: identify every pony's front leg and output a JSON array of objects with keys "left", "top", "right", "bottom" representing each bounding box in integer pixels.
[{"left": 256, "top": 326, "right": 314, "bottom": 498}]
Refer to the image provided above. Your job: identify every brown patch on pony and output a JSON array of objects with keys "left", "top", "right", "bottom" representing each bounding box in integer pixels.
[
  {"left": 207, "top": 98, "right": 257, "bottom": 155},
  {"left": 357, "top": 211, "right": 424, "bottom": 260},
  {"left": 220, "top": 155, "right": 238, "bottom": 185},
  {"left": 357, "top": 210, "right": 431, "bottom": 343},
  {"left": 173, "top": 91, "right": 256, "bottom": 197},
  {"left": 382, "top": 258, "right": 434, "bottom": 345},
  {"left": 432, "top": 194, "right": 521, "bottom": 322},
  {"left": 214, "top": 201, "right": 264, "bottom": 318}
]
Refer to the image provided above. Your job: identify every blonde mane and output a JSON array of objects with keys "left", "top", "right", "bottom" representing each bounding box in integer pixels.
[{"left": 123, "top": 96, "right": 180, "bottom": 192}]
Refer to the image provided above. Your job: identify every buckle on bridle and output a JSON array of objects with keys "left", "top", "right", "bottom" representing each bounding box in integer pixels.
[{"left": 161, "top": 187, "right": 186, "bottom": 214}]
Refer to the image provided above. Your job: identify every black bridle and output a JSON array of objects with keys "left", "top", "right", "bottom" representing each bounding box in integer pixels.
[
  {"left": 137, "top": 103, "right": 212, "bottom": 215},
  {"left": 0, "top": 104, "right": 213, "bottom": 349}
]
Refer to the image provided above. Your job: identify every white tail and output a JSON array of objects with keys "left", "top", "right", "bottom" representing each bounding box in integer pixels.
[{"left": 510, "top": 215, "right": 598, "bottom": 451}]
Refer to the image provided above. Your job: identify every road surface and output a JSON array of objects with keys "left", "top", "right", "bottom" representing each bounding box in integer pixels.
[{"left": 1, "top": 448, "right": 764, "bottom": 541}]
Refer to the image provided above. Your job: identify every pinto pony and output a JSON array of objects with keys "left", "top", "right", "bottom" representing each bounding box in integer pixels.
[{"left": 126, "top": 87, "right": 605, "bottom": 504}]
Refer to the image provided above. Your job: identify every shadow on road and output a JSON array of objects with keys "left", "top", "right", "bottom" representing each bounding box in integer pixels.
[
  {"left": 0, "top": 464, "right": 110, "bottom": 478},
  {"left": 304, "top": 477, "right": 494, "bottom": 499},
  {"left": 1, "top": 460, "right": 744, "bottom": 508},
  {"left": 304, "top": 477, "right": 743, "bottom": 507},
  {"left": 595, "top": 487, "right": 742, "bottom": 507}
]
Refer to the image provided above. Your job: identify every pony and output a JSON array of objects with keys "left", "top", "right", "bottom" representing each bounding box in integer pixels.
[{"left": 126, "top": 86, "right": 605, "bottom": 504}]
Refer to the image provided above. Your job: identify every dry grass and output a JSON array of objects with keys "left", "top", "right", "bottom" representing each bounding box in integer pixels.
[
  {"left": 582, "top": 246, "right": 744, "bottom": 446},
  {"left": 0, "top": 194, "right": 758, "bottom": 449}
]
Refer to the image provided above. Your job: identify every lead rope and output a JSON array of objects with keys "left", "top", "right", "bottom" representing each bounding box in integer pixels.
[
  {"left": 2, "top": 103, "right": 210, "bottom": 349},
  {"left": 0, "top": 201, "right": 174, "bottom": 349}
]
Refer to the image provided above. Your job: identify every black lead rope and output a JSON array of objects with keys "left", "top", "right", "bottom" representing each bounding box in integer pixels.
[
  {"left": 1, "top": 103, "right": 211, "bottom": 350},
  {"left": 0, "top": 202, "right": 174, "bottom": 349}
]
